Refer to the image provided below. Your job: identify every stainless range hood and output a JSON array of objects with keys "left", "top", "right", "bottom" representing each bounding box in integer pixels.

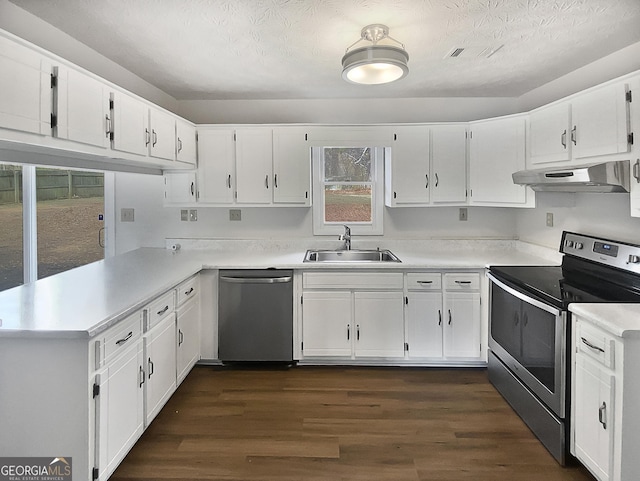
[{"left": 512, "top": 160, "right": 630, "bottom": 193}]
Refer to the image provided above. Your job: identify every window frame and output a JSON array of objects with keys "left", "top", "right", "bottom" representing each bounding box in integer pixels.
[{"left": 312, "top": 145, "right": 385, "bottom": 236}]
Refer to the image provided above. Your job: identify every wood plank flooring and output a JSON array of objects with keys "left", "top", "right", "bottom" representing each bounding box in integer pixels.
[{"left": 110, "top": 366, "right": 595, "bottom": 481}]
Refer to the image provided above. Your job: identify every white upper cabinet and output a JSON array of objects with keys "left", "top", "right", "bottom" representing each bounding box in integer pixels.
[
  {"left": 0, "top": 35, "right": 51, "bottom": 136},
  {"left": 164, "top": 171, "right": 196, "bottom": 204},
  {"left": 469, "top": 115, "right": 531, "bottom": 206},
  {"left": 196, "top": 129, "right": 235, "bottom": 204},
  {"left": 430, "top": 125, "right": 468, "bottom": 203},
  {"left": 235, "top": 128, "right": 273, "bottom": 204},
  {"left": 175, "top": 118, "right": 197, "bottom": 166},
  {"left": 148, "top": 107, "right": 176, "bottom": 161},
  {"left": 528, "top": 102, "right": 571, "bottom": 166},
  {"left": 110, "top": 91, "right": 149, "bottom": 157},
  {"left": 54, "top": 66, "right": 110, "bottom": 148},
  {"left": 385, "top": 125, "right": 430, "bottom": 206},
  {"left": 572, "top": 82, "right": 630, "bottom": 161},
  {"left": 272, "top": 127, "right": 311, "bottom": 205}
]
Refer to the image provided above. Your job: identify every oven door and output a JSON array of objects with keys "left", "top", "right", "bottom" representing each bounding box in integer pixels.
[{"left": 487, "top": 272, "right": 567, "bottom": 418}]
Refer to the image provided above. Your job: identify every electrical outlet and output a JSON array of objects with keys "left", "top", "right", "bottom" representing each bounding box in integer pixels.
[
  {"left": 546, "top": 212, "right": 554, "bottom": 227},
  {"left": 189, "top": 209, "right": 198, "bottom": 221},
  {"left": 180, "top": 210, "right": 188, "bottom": 221},
  {"left": 120, "top": 208, "right": 135, "bottom": 222},
  {"left": 459, "top": 208, "right": 468, "bottom": 221},
  {"left": 230, "top": 209, "right": 242, "bottom": 221}
]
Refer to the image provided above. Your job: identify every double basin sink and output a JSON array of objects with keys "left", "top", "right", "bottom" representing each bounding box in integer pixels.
[{"left": 304, "top": 249, "right": 401, "bottom": 263}]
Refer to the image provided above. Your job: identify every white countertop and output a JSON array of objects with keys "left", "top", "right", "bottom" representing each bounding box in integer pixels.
[
  {"left": 0, "top": 240, "right": 561, "bottom": 339},
  {"left": 570, "top": 303, "right": 640, "bottom": 338}
]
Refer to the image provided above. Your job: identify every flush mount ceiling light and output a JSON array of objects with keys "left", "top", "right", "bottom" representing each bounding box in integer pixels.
[{"left": 342, "top": 24, "right": 409, "bottom": 85}]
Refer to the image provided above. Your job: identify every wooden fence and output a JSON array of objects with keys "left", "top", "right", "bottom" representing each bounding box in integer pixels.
[{"left": 0, "top": 169, "right": 104, "bottom": 205}]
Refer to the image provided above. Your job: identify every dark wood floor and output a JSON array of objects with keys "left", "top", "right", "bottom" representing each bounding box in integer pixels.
[{"left": 110, "top": 366, "right": 595, "bottom": 481}]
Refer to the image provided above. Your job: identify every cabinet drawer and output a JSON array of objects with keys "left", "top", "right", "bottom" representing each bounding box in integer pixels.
[
  {"left": 444, "top": 273, "right": 480, "bottom": 290},
  {"left": 576, "top": 320, "right": 615, "bottom": 369},
  {"left": 406, "top": 273, "right": 442, "bottom": 290},
  {"left": 176, "top": 275, "right": 199, "bottom": 306},
  {"left": 303, "top": 272, "right": 404, "bottom": 290},
  {"left": 146, "top": 290, "right": 175, "bottom": 331},
  {"left": 100, "top": 311, "right": 143, "bottom": 367}
]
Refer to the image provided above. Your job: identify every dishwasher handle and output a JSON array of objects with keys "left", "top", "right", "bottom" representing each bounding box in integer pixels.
[{"left": 219, "top": 275, "right": 292, "bottom": 284}]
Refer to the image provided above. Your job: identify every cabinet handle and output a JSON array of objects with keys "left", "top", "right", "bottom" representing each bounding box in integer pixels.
[
  {"left": 425, "top": 174, "right": 429, "bottom": 189},
  {"left": 185, "top": 287, "right": 194, "bottom": 296},
  {"left": 265, "top": 175, "right": 269, "bottom": 189},
  {"left": 148, "top": 357, "right": 154, "bottom": 378},
  {"left": 105, "top": 114, "right": 111, "bottom": 139},
  {"left": 145, "top": 128, "right": 150, "bottom": 146},
  {"left": 157, "top": 305, "right": 169, "bottom": 316},
  {"left": 139, "top": 366, "right": 145, "bottom": 387},
  {"left": 455, "top": 280, "right": 472, "bottom": 285},
  {"left": 152, "top": 129, "right": 158, "bottom": 147},
  {"left": 634, "top": 160, "right": 640, "bottom": 183},
  {"left": 571, "top": 126, "right": 577, "bottom": 146},
  {"left": 274, "top": 174, "right": 278, "bottom": 188},
  {"left": 417, "top": 280, "right": 433, "bottom": 285},
  {"left": 190, "top": 182, "right": 195, "bottom": 196},
  {"left": 356, "top": 324, "right": 360, "bottom": 341},
  {"left": 438, "top": 310, "right": 442, "bottom": 326},
  {"left": 177, "top": 138, "right": 183, "bottom": 153},
  {"left": 581, "top": 337, "right": 605, "bottom": 353},
  {"left": 227, "top": 174, "right": 232, "bottom": 189},
  {"left": 599, "top": 402, "right": 607, "bottom": 429},
  {"left": 115, "top": 331, "right": 133, "bottom": 345},
  {"left": 178, "top": 329, "right": 184, "bottom": 346},
  {"left": 347, "top": 324, "right": 350, "bottom": 341},
  {"left": 561, "top": 129, "right": 567, "bottom": 148},
  {"left": 435, "top": 173, "right": 439, "bottom": 187},
  {"left": 448, "top": 310, "right": 452, "bottom": 325}
]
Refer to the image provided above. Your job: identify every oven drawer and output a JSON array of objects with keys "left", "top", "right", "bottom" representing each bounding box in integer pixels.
[
  {"left": 406, "top": 273, "right": 441, "bottom": 290},
  {"left": 576, "top": 319, "right": 615, "bottom": 369}
]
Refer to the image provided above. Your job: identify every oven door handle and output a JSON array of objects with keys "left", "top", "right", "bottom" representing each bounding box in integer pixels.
[{"left": 487, "top": 272, "right": 563, "bottom": 317}]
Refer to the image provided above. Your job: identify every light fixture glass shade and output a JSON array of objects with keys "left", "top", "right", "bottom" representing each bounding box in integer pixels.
[{"left": 342, "top": 45, "right": 409, "bottom": 85}]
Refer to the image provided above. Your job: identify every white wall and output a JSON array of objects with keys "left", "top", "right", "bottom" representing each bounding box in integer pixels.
[
  {"left": 516, "top": 192, "right": 640, "bottom": 249},
  {"left": 113, "top": 172, "right": 518, "bottom": 254}
]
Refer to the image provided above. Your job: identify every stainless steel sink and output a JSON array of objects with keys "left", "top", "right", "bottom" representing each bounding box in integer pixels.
[{"left": 303, "top": 249, "right": 401, "bottom": 263}]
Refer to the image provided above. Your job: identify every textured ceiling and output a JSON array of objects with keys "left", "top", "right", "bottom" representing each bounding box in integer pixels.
[{"left": 9, "top": 0, "right": 640, "bottom": 100}]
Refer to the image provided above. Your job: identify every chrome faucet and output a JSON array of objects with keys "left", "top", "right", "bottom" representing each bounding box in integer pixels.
[{"left": 339, "top": 225, "right": 351, "bottom": 250}]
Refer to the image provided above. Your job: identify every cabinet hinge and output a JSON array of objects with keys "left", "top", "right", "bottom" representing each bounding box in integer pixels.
[
  {"left": 92, "top": 383, "right": 100, "bottom": 398},
  {"left": 92, "top": 467, "right": 99, "bottom": 480},
  {"left": 404, "top": 342, "right": 409, "bottom": 352},
  {"left": 50, "top": 73, "right": 57, "bottom": 88},
  {"left": 626, "top": 90, "right": 632, "bottom": 102},
  {"left": 50, "top": 113, "right": 57, "bottom": 128},
  {"left": 405, "top": 296, "right": 408, "bottom": 305},
  {"left": 629, "top": 132, "right": 634, "bottom": 145}
]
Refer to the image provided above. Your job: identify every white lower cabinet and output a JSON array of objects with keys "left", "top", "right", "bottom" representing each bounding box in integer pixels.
[
  {"left": 571, "top": 312, "right": 640, "bottom": 481},
  {"left": 176, "top": 276, "right": 201, "bottom": 385},
  {"left": 354, "top": 291, "right": 405, "bottom": 357},
  {"left": 143, "top": 312, "right": 177, "bottom": 426}
]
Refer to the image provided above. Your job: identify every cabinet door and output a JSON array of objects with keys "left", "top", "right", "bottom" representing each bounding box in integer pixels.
[
  {"left": 236, "top": 128, "right": 272, "bottom": 204},
  {"left": 55, "top": 66, "right": 110, "bottom": 148},
  {"left": 176, "top": 297, "right": 200, "bottom": 385},
  {"left": 197, "top": 129, "right": 235, "bottom": 204},
  {"left": 148, "top": 107, "right": 176, "bottom": 160},
  {"left": 469, "top": 116, "right": 527, "bottom": 205},
  {"left": 302, "top": 291, "right": 352, "bottom": 357},
  {"left": 354, "top": 291, "right": 405, "bottom": 358},
  {"left": 0, "top": 35, "right": 51, "bottom": 135},
  {"left": 111, "top": 91, "right": 148, "bottom": 156},
  {"left": 431, "top": 125, "right": 467, "bottom": 203},
  {"left": 572, "top": 82, "right": 630, "bottom": 160},
  {"left": 95, "top": 340, "right": 144, "bottom": 481},
  {"left": 143, "top": 314, "right": 177, "bottom": 426},
  {"left": 176, "top": 118, "right": 197, "bottom": 166},
  {"left": 272, "top": 127, "right": 311, "bottom": 204},
  {"left": 387, "top": 126, "right": 430, "bottom": 205},
  {"left": 164, "top": 172, "right": 196, "bottom": 204},
  {"left": 407, "top": 291, "right": 443, "bottom": 358},
  {"left": 574, "top": 354, "right": 614, "bottom": 481},
  {"left": 443, "top": 292, "right": 481, "bottom": 359},
  {"left": 528, "top": 102, "right": 571, "bottom": 165}
]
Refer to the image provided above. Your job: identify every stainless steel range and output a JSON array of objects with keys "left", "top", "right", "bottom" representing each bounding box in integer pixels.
[{"left": 487, "top": 231, "right": 640, "bottom": 464}]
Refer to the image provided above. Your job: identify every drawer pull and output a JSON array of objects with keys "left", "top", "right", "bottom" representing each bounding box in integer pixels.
[
  {"left": 185, "top": 287, "right": 194, "bottom": 296},
  {"left": 157, "top": 305, "right": 170, "bottom": 316},
  {"left": 417, "top": 280, "right": 433, "bottom": 284},
  {"left": 115, "top": 331, "right": 133, "bottom": 346},
  {"left": 581, "top": 337, "right": 605, "bottom": 353},
  {"left": 455, "top": 280, "right": 472, "bottom": 285},
  {"left": 599, "top": 402, "right": 607, "bottom": 429}
]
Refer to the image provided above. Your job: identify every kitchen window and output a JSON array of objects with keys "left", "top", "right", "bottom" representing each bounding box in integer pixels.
[{"left": 312, "top": 146, "right": 384, "bottom": 235}]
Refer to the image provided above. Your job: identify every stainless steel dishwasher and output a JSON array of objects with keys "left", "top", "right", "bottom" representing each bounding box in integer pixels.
[{"left": 218, "top": 269, "right": 293, "bottom": 363}]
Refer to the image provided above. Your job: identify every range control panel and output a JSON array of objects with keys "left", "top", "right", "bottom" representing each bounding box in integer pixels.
[{"left": 561, "top": 231, "right": 640, "bottom": 273}]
